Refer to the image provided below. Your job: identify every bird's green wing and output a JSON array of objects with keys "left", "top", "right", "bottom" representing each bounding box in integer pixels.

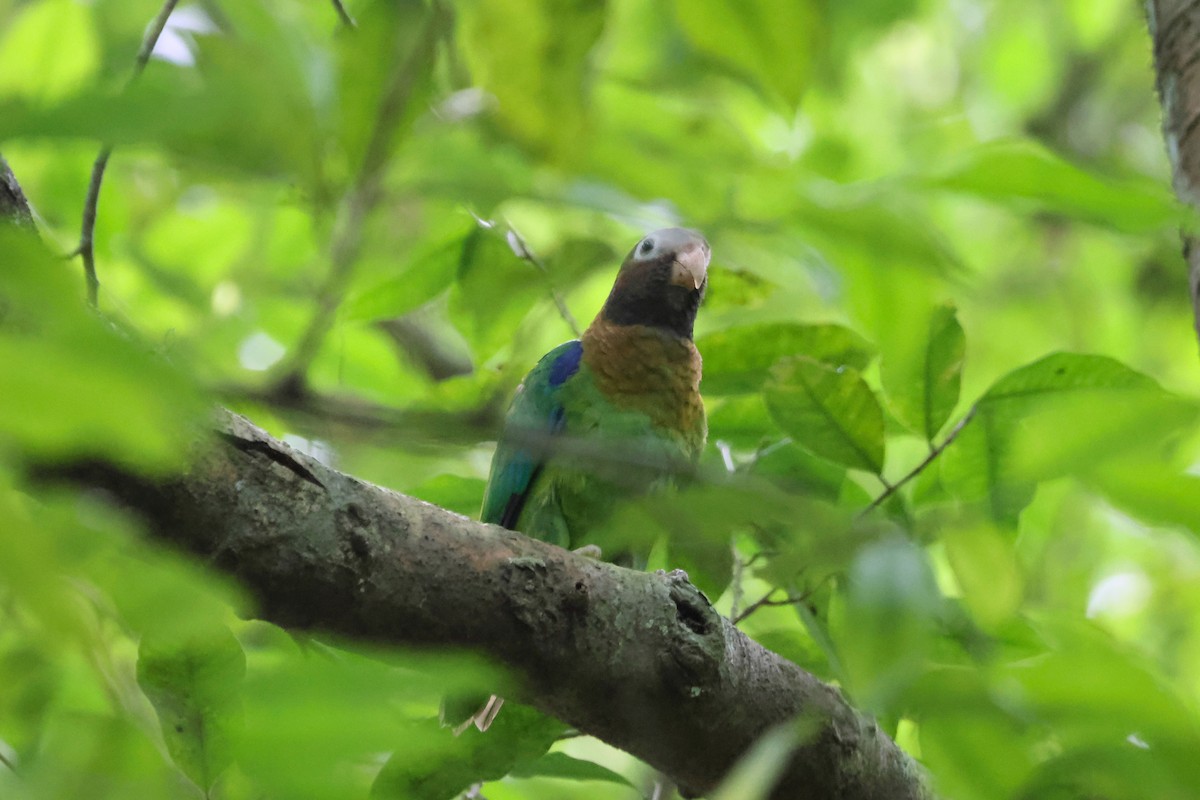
[{"left": 480, "top": 340, "right": 582, "bottom": 530}]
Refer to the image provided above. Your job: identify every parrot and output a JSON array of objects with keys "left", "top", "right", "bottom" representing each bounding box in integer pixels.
[
  {"left": 451, "top": 227, "right": 710, "bottom": 734},
  {"left": 481, "top": 226, "right": 710, "bottom": 554}
]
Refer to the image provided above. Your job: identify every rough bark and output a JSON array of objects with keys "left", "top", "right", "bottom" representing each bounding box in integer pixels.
[
  {"left": 64, "top": 410, "right": 930, "bottom": 800},
  {"left": 1146, "top": 0, "right": 1200, "bottom": 348},
  {"left": 0, "top": 155, "right": 35, "bottom": 231}
]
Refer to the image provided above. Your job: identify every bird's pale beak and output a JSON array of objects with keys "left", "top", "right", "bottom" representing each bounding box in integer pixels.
[{"left": 670, "top": 241, "right": 710, "bottom": 290}]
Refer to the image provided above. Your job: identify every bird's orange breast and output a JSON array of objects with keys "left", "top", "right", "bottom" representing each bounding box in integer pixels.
[{"left": 581, "top": 319, "right": 706, "bottom": 447}]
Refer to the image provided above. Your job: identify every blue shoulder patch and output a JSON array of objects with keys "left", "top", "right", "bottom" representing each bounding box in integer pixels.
[
  {"left": 481, "top": 339, "right": 583, "bottom": 529},
  {"left": 548, "top": 339, "right": 583, "bottom": 387}
]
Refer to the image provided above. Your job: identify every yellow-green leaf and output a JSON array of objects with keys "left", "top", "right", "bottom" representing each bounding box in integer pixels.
[{"left": 765, "top": 356, "right": 886, "bottom": 474}]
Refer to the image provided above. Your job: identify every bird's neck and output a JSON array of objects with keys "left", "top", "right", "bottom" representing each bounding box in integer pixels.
[{"left": 582, "top": 319, "right": 705, "bottom": 441}]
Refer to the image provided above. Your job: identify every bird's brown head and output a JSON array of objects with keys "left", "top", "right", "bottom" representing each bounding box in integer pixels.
[{"left": 598, "top": 227, "right": 710, "bottom": 340}]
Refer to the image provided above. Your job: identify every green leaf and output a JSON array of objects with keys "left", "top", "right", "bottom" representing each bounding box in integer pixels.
[
  {"left": 0, "top": 230, "right": 207, "bottom": 471},
  {"left": 334, "top": 0, "right": 437, "bottom": 178},
  {"left": 457, "top": 0, "right": 606, "bottom": 160},
  {"left": 943, "top": 523, "right": 1023, "bottom": 629},
  {"left": 749, "top": 441, "right": 847, "bottom": 502},
  {"left": 941, "top": 353, "right": 1190, "bottom": 520},
  {"left": 0, "top": 0, "right": 99, "bottom": 103},
  {"left": 449, "top": 222, "right": 546, "bottom": 353},
  {"left": 984, "top": 352, "right": 1155, "bottom": 409},
  {"left": 841, "top": 537, "right": 940, "bottom": 712},
  {"left": 764, "top": 356, "right": 886, "bottom": 474},
  {"left": 710, "top": 723, "right": 804, "bottom": 800},
  {"left": 928, "top": 139, "right": 1185, "bottom": 233},
  {"left": 882, "top": 303, "right": 964, "bottom": 441},
  {"left": 137, "top": 624, "right": 246, "bottom": 793},
  {"left": 372, "top": 702, "right": 565, "bottom": 800},
  {"left": 344, "top": 229, "right": 466, "bottom": 322},
  {"left": 674, "top": 0, "right": 819, "bottom": 107},
  {"left": 706, "top": 395, "right": 781, "bottom": 448},
  {"left": 1008, "top": 390, "right": 1198, "bottom": 482},
  {"left": 912, "top": 674, "right": 1035, "bottom": 800},
  {"left": 1086, "top": 461, "right": 1200, "bottom": 535},
  {"left": 0, "top": 641, "right": 58, "bottom": 755},
  {"left": 1011, "top": 619, "right": 1199, "bottom": 745},
  {"left": 698, "top": 322, "right": 874, "bottom": 395},
  {"left": 22, "top": 711, "right": 188, "bottom": 797},
  {"left": 1021, "top": 744, "right": 1200, "bottom": 800},
  {"left": 0, "top": 12, "right": 324, "bottom": 184},
  {"left": 240, "top": 643, "right": 502, "bottom": 799},
  {"left": 509, "top": 751, "right": 632, "bottom": 786},
  {"left": 790, "top": 188, "right": 967, "bottom": 278}
]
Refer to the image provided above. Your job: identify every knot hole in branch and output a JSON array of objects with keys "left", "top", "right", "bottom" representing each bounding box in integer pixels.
[{"left": 659, "top": 570, "right": 722, "bottom": 694}]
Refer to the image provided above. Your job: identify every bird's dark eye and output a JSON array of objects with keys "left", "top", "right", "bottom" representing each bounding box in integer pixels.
[{"left": 639, "top": 239, "right": 654, "bottom": 255}]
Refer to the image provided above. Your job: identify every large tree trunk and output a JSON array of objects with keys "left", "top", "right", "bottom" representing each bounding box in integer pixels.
[{"left": 1147, "top": 1, "right": 1200, "bottom": 348}]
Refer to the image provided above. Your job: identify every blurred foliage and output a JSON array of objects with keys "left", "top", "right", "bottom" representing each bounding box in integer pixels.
[{"left": 1, "top": 0, "right": 1200, "bottom": 798}]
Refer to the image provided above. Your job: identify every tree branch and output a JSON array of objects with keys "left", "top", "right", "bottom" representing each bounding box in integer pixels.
[
  {"left": 75, "top": 0, "right": 179, "bottom": 307},
  {"left": 1146, "top": 1, "right": 1200, "bottom": 350},
  {"left": 733, "top": 575, "right": 833, "bottom": 626},
  {"left": 0, "top": 155, "right": 35, "bottom": 231},
  {"left": 55, "top": 409, "right": 931, "bottom": 800},
  {"left": 860, "top": 406, "right": 977, "bottom": 517}
]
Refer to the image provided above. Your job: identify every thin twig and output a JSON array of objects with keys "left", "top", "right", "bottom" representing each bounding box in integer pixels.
[
  {"left": 730, "top": 549, "right": 769, "bottom": 619},
  {"left": 78, "top": 147, "right": 110, "bottom": 306},
  {"left": 75, "top": 0, "right": 179, "bottom": 307},
  {"left": 741, "top": 551, "right": 766, "bottom": 570},
  {"left": 859, "top": 405, "right": 978, "bottom": 517},
  {"left": 132, "top": 0, "right": 179, "bottom": 73},
  {"left": 331, "top": 0, "right": 357, "bottom": 28},
  {"left": 733, "top": 573, "right": 835, "bottom": 625},
  {"left": 732, "top": 589, "right": 781, "bottom": 624},
  {"left": 733, "top": 589, "right": 809, "bottom": 625},
  {"left": 279, "top": 2, "right": 448, "bottom": 391},
  {"left": 504, "top": 226, "right": 583, "bottom": 338}
]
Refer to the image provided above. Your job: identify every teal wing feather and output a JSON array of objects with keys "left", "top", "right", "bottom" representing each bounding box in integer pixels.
[{"left": 481, "top": 340, "right": 583, "bottom": 532}]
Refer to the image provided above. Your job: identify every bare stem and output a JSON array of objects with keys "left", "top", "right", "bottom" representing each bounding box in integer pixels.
[
  {"left": 78, "top": 147, "right": 111, "bottom": 307},
  {"left": 74, "top": 0, "right": 179, "bottom": 307},
  {"left": 859, "top": 405, "right": 977, "bottom": 517},
  {"left": 133, "top": 0, "right": 180, "bottom": 75},
  {"left": 734, "top": 573, "right": 836, "bottom": 625},
  {"left": 734, "top": 586, "right": 813, "bottom": 625},
  {"left": 728, "top": 550, "right": 769, "bottom": 622}
]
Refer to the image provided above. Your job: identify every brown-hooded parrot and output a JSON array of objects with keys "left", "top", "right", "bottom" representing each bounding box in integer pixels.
[
  {"left": 482, "top": 226, "right": 710, "bottom": 554},
  {"left": 455, "top": 228, "right": 710, "bottom": 734}
]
